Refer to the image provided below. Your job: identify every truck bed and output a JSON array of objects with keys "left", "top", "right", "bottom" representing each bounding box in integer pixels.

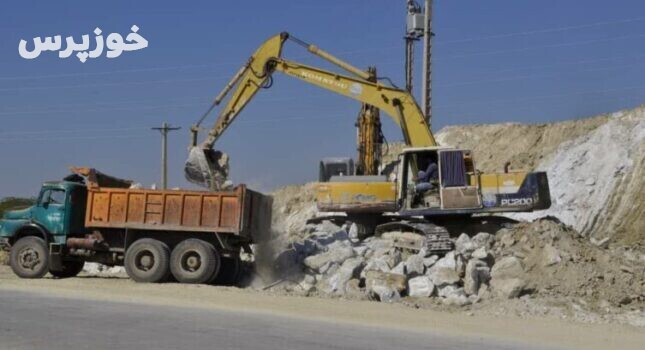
[{"left": 85, "top": 185, "right": 272, "bottom": 243}]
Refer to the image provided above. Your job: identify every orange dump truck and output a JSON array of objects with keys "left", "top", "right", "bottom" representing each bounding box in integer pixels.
[{"left": 0, "top": 167, "right": 272, "bottom": 285}]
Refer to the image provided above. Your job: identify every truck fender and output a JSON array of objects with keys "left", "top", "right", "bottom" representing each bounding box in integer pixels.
[{"left": 12, "top": 223, "right": 49, "bottom": 245}]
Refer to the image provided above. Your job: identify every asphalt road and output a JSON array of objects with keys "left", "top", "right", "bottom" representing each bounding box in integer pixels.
[{"left": 0, "top": 290, "right": 547, "bottom": 350}]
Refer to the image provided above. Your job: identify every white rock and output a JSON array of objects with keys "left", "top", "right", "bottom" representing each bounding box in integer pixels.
[
  {"left": 455, "top": 234, "right": 477, "bottom": 256},
  {"left": 365, "top": 271, "right": 407, "bottom": 303},
  {"left": 491, "top": 278, "right": 526, "bottom": 299},
  {"left": 471, "top": 232, "right": 494, "bottom": 249},
  {"left": 348, "top": 223, "right": 359, "bottom": 239},
  {"left": 372, "top": 286, "right": 401, "bottom": 303},
  {"left": 319, "top": 220, "right": 342, "bottom": 234},
  {"left": 303, "top": 245, "right": 354, "bottom": 272},
  {"left": 542, "top": 244, "right": 562, "bottom": 266},
  {"left": 322, "top": 257, "right": 364, "bottom": 294},
  {"left": 408, "top": 276, "right": 435, "bottom": 297},
  {"left": 405, "top": 254, "right": 425, "bottom": 276},
  {"left": 433, "top": 251, "right": 457, "bottom": 270},
  {"left": 391, "top": 261, "right": 406, "bottom": 275},
  {"left": 491, "top": 256, "right": 524, "bottom": 280},
  {"left": 437, "top": 284, "right": 465, "bottom": 299},
  {"left": 442, "top": 293, "right": 472, "bottom": 307},
  {"left": 455, "top": 253, "right": 467, "bottom": 276},
  {"left": 353, "top": 245, "right": 368, "bottom": 257},
  {"left": 471, "top": 246, "right": 490, "bottom": 260},
  {"left": 364, "top": 237, "right": 394, "bottom": 251},
  {"left": 500, "top": 233, "right": 516, "bottom": 247},
  {"left": 360, "top": 258, "right": 391, "bottom": 278},
  {"left": 428, "top": 267, "right": 460, "bottom": 287},
  {"left": 423, "top": 255, "right": 439, "bottom": 268},
  {"left": 464, "top": 259, "right": 490, "bottom": 296},
  {"left": 83, "top": 263, "right": 125, "bottom": 275},
  {"left": 345, "top": 279, "right": 367, "bottom": 300}
]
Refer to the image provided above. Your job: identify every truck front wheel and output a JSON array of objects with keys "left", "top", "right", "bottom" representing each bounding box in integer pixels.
[
  {"left": 125, "top": 238, "right": 171, "bottom": 283},
  {"left": 10, "top": 236, "right": 49, "bottom": 279},
  {"left": 50, "top": 261, "right": 85, "bottom": 279},
  {"left": 170, "top": 239, "right": 220, "bottom": 284}
]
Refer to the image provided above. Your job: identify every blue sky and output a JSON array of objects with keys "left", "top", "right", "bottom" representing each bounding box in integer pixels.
[{"left": 1, "top": 0, "right": 644, "bottom": 197}]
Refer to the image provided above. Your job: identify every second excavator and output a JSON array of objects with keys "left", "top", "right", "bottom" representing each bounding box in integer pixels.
[{"left": 186, "top": 32, "right": 551, "bottom": 253}]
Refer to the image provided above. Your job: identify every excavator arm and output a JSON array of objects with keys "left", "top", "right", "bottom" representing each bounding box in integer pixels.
[{"left": 186, "top": 32, "right": 437, "bottom": 189}]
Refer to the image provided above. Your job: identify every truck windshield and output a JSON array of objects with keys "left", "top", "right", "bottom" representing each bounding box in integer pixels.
[{"left": 41, "top": 189, "right": 66, "bottom": 205}]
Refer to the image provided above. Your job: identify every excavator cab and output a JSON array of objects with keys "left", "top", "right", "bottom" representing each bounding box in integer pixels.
[
  {"left": 398, "top": 147, "right": 482, "bottom": 213},
  {"left": 396, "top": 147, "right": 551, "bottom": 216}
]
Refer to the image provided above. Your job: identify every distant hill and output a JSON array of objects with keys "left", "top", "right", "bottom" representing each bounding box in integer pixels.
[{"left": 0, "top": 197, "right": 34, "bottom": 217}]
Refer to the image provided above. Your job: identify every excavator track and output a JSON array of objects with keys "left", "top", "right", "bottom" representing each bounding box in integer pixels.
[{"left": 375, "top": 220, "right": 454, "bottom": 255}]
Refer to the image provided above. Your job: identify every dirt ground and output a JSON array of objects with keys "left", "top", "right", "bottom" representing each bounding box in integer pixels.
[{"left": 0, "top": 266, "right": 642, "bottom": 350}]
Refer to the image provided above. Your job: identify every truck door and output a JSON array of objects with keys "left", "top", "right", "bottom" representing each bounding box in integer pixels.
[
  {"left": 68, "top": 186, "right": 87, "bottom": 236},
  {"left": 34, "top": 187, "right": 69, "bottom": 237}
]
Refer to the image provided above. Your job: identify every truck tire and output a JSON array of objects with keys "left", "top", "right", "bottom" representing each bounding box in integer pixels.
[
  {"left": 170, "top": 239, "right": 220, "bottom": 284},
  {"left": 50, "top": 261, "right": 85, "bottom": 279},
  {"left": 10, "top": 236, "right": 49, "bottom": 279},
  {"left": 212, "top": 257, "right": 241, "bottom": 286},
  {"left": 125, "top": 238, "right": 171, "bottom": 283}
]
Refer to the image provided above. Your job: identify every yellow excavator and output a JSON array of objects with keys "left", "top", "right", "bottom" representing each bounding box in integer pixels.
[{"left": 186, "top": 32, "right": 551, "bottom": 253}]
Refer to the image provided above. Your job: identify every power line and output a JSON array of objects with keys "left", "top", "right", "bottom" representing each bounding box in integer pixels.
[
  {"left": 0, "top": 75, "right": 229, "bottom": 92},
  {"left": 436, "top": 32, "right": 645, "bottom": 60},
  {"left": 0, "top": 63, "right": 231, "bottom": 82},
  {"left": 434, "top": 83, "right": 645, "bottom": 110},
  {"left": 459, "top": 52, "right": 645, "bottom": 77},
  {"left": 0, "top": 127, "right": 148, "bottom": 136},
  {"left": 3, "top": 87, "right": 642, "bottom": 140},
  {"left": 440, "top": 60, "right": 645, "bottom": 89},
  {"left": 0, "top": 133, "right": 149, "bottom": 143},
  {"left": 436, "top": 16, "right": 645, "bottom": 45}
]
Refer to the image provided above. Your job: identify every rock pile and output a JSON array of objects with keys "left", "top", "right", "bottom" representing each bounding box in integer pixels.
[
  {"left": 264, "top": 217, "right": 644, "bottom": 312},
  {"left": 267, "top": 221, "right": 514, "bottom": 305}
]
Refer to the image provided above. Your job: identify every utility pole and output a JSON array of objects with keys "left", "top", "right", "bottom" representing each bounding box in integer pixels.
[
  {"left": 405, "top": 0, "right": 433, "bottom": 127},
  {"left": 421, "top": 0, "right": 433, "bottom": 127},
  {"left": 405, "top": 1, "right": 423, "bottom": 93},
  {"left": 152, "top": 122, "right": 181, "bottom": 189}
]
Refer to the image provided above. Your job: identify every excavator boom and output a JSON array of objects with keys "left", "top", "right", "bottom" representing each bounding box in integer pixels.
[{"left": 185, "top": 32, "right": 436, "bottom": 189}]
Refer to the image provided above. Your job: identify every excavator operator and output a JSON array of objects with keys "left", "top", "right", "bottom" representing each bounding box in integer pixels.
[{"left": 416, "top": 156, "right": 438, "bottom": 192}]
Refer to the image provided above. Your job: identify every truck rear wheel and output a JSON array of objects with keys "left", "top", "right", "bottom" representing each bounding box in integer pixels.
[
  {"left": 125, "top": 239, "right": 171, "bottom": 283},
  {"left": 50, "top": 261, "right": 85, "bottom": 279},
  {"left": 170, "top": 239, "right": 220, "bottom": 284},
  {"left": 10, "top": 236, "right": 49, "bottom": 279}
]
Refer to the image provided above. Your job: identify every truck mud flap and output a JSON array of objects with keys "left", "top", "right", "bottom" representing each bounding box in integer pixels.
[{"left": 49, "top": 243, "right": 64, "bottom": 271}]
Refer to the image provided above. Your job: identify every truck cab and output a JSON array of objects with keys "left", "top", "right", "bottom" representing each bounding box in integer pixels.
[
  {"left": 0, "top": 181, "right": 87, "bottom": 248},
  {"left": 0, "top": 181, "right": 89, "bottom": 279}
]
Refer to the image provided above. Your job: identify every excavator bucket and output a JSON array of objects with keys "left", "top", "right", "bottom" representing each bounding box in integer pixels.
[{"left": 184, "top": 147, "right": 230, "bottom": 190}]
